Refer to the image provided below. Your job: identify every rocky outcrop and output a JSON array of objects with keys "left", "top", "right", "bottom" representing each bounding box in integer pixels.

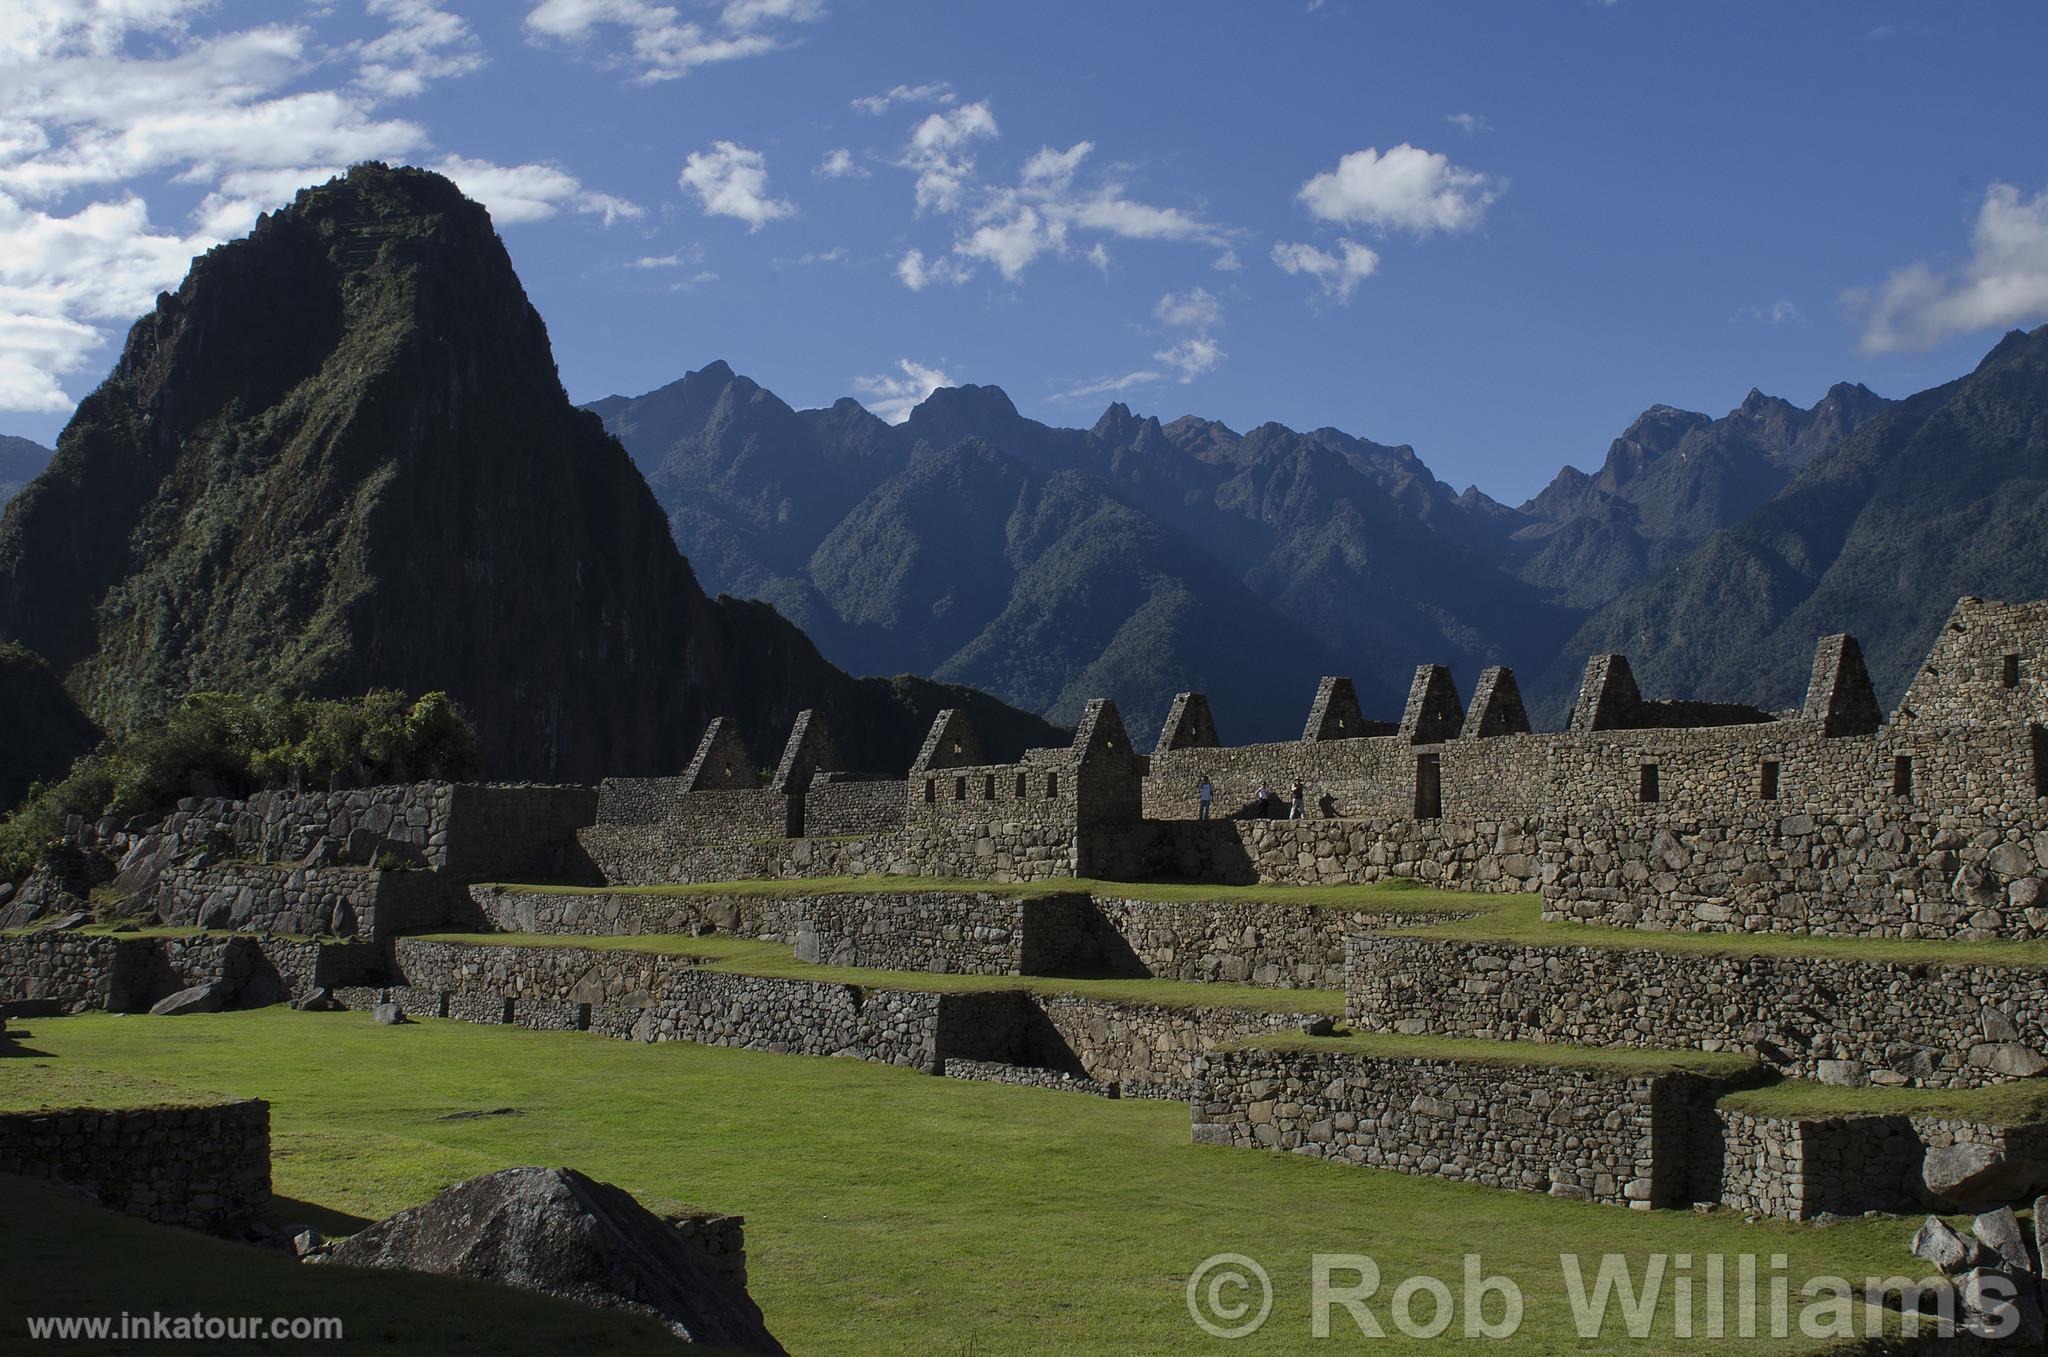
[{"left": 324, "top": 1166, "right": 784, "bottom": 1353}]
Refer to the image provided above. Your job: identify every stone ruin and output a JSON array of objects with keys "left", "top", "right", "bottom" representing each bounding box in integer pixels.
[{"left": 6, "top": 595, "right": 2048, "bottom": 1312}]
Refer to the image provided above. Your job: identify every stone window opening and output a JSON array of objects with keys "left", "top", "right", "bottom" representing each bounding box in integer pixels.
[
  {"left": 983, "top": 774, "right": 996, "bottom": 800},
  {"left": 923, "top": 777, "right": 935, "bottom": 804},
  {"left": 950, "top": 740, "right": 963, "bottom": 756},
  {"left": 2004, "top": 654, "right": 2021, "bottom": 689},
  {"left": 953, "top": 775, "right": 967, "bottom": 802},
  {"left": 1759, "top": 760, "right": 1780, "bottom": 801},
  {"left": 1046, "top": 771, "right": 1059, "bottom": 799},
  {"left": 1638, "top": 764, "right": 1660, "bottom": 804},
  {"left": 1892, "top": 754, "right": 1913, "bottom": 799},
  {"left": 1413, "top": 753, "right": 1442, "bottom": 819},
  {"left": 2033, "top": 725, "right": 2047, "bottom": 798},
  {"left": 1015, "top": 772, "right": 1028, "bottom": 799}
]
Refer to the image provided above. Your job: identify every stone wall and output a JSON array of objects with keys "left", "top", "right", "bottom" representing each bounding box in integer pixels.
[
  {"left": 154, "top": 862, "right": 457, "bottom": 942},
  {"left": 800, "top": 777, "right": 906, "bottom": 838},
  {"left": 574, "top": 827, "right": 910, "bottom": 887},
  {"left": 1033, "top": 996, "right": 1327, "bottom": 1099},
  {"left": 0, "top": 1099, "right": 271, "bottom": 1230},
  {"left": 1085, "top": 896, "right": 1460, "bottom": 991},
  {"left": 594, "top": 780, "right": 794, "bottom": 845},
  {"left": 1344, "top": 934, "right": 2048, "bottom": 1088},
  {"left": 0, "top": 933, "right": 376, "bottom": 1015},
  {"left": 1704, "top": 1111, "right": 2048, "bottom": 1221},
  {"left": 1094, "top": 817, "right": 1546, "bottom": 892},
  {"left": 388, "top": 938, "right": 1324, "bottom": 1094},
  {"left": 1541, "top": 805, "right": 2048, "bottom": 941},
  {"left": 1193, "top": 1043, "right": 1734, "bottom": 1208}
]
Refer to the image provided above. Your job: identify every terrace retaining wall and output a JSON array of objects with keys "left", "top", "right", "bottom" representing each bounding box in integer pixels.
[
  {"left": 1343, "top": 934, "right": 2048, "bottom": 1089},
  {"left": 0, "top": 1099, "right": 271, "bottom": 1231}
]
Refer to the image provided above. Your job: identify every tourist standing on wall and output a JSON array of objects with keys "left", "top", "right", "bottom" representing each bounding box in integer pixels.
[
  {"left": 1197, "top": 775, "right": 1213, "bottom": 820},
  {"left": 1255, "top": 779, "right": 1273, "bottom": 817},
  {"left": 1289, "top": 780, "right": 1306, "bottom": 820}
]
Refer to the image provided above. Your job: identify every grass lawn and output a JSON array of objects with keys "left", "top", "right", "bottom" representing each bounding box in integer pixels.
[
  {"left": 1721, "top": 1076, "right": 2048, "bottom": 1125},
  {"left": 1225, "top": 1031, "right": 1762, "bottom": 1080},
  {"left": 475, "top": 873, "right": 1497, "bottom": 914},
  {"left": 1, "top": 1010, "right": 1927, "bottom": 1356},
  {"left": 407, "top": 931, "right": 1345, "bottom": 1015},
  {"left": 1394, "top": 897, "right": 2048, "bottom": 968}
]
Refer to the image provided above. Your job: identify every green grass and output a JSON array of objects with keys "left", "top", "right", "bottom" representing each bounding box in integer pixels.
[
  {"left": 0, "top": 1064, "right": 233, "bottom": 1113},
  {"left": 473, "top": 873, "right": 1495, "bottom": 914},
  {"left": 408, "top": 931, "right": 1344, "bottom": 1015},
  {"left": 1, "top": 1010, "right": 1923, "bottom": 1355},
  {"left": 1394, "top": 896, "right": 2048, "bottom": 967},
  {"left": 1720, "top": 1076, "right": 2048, "bottom": 1125},
  {"left": 1222, "top": 1031, "right": 1762, "bottom": 1080}
]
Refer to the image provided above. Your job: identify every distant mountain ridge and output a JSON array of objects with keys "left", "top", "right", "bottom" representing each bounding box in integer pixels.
[
  {"left": 0, "top": 435, "right": 52, "bottom": 509},
  {"left": 596, "top": 334, "right": 2021, "bottom": 736}
]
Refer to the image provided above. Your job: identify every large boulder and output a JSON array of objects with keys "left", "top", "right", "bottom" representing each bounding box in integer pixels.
[
  {"left": 148, "top": 983, "right": 225, "bottom": 1016},
  {"left": 324, "top": 1167, "right": 784, "bottom": 1353},
  {"left": 1920, "top": 1143, "right": 2048, "bottom": 1210}
]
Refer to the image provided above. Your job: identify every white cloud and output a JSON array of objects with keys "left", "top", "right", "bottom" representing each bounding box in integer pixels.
[
  {"left": 522, "top": 0, "right": 816, "bottom": 83},
  {"left": 1154, "top": 286, "right": 1222, "bottom": 331},
  {"left": 1297, "top": 143, "right": 1501, "bottom": 235},
  {"left": 895, "top": 246, "right": 969, "bottom": 291},
  {"left": 890, "top": 116, "right": 1236, "bottom": 286},
  {"left": 853, "top": 357, "right": 951, "bottom": 424},
  {"left": 908, "top": 100, "right": 997, "bottom": 154},
  {"left": 720, "top": 0, "right": 825, "bottom": 31},
  {"left": 1154, "top": 335, "right": 1223, "bottom": 383},
  {"left": 437, "top": 154, "right": 642, "bottom": 224},
  {"left": 1733, "top": 298, "right": 1800, "bottom": 326},
  {"left": 355, "top": 0, "right": 486, "bottom": 100},
  {"left": 1852, "top": 182, "right": 2048, "bottom": 353},
  {"left": 678, "top": 140, "right": 794, "bottom": 229},
  {"left": 814, "top": 146, "right": 865, "bottom": 180},
  {"left": 0, "top": 190, "right": 211, "bottom": 411},
  {"left": 1047, "top": 369, "right": 1162, "bottom": 403},
  {"left": 956, "top": 204, "right": 1062, "bottom": 280},
  {"left": 1211, "top": 248, "right": 1242, "bottom": 272},
  {"left": 0, "top": 3, "right": 639, "bottom": 412},
  {"left": 850, "top": 81, "right": 955, "bottom": 116},
  {"left": 1443, "top": 111, "right": 1491, "bottom": 136},
  {"left": 1271, "top": 238, "right": 1379, "bottom": 303},
  {"left": 775, "top": 245, "right": 847, "bottom": 266}
]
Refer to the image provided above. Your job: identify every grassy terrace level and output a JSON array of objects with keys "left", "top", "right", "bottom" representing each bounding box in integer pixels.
[
  {"left": 470, "top": 874, "right": 1494, "bottom": 913},
  {"left": 0, "top": 1011, "right": 1918, "bottom": 1355},
  {"left": 1721, "top": 1076, "right": 2048, "bottom": 1125},
  {"left": 404, "top": 932, "right": 1345, "bottom": 1015},
  {"left": 1387, "top": 897, "right": 2048, "bottom": 967},
  {"left": 0, "top": 1065, "right": 241, "bottom": 1114},
  {"left": 1218, "top": 1031, "right": 1763, "bottom": 1080}
]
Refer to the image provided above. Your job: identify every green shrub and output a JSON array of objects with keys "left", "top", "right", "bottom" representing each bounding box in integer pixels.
[{"left": 0, "top": 689, "right": 479, "bottom": 878}]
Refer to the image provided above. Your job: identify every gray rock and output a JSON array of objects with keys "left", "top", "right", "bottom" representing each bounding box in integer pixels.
[
  {"left": 291, "top": 1229, "right": 327, "bottom": 1258},
  {"left": 1923, "top": 1144, "right": 2048, "bottom": 1210},
  {"left": 325, "top": 1167, "right": 785, "bottom": 1353},
  {"left": 1815, "top": 1059, "right": 1866, "bottom": 1087},
  {"left": 1969, "top": 1043, "right": 2048, "bottom": 1078},
  {"left": 1957, "top": 1268, "right": 2039, "bottom": 1341},
  {"left": 1991, "top": 842, "right": 2037, "bottom": 878},
  {"left": 112, "top": 834, "right": 175, "bottom": 896},
  {"left": 1974, "top": 1207, "right": 2036, "bottom": 1278},
  {"left": 371, "top": 1002, "right": 409, "bottom": 1026},
  {"left": 1911, "top": 1215, "right": 1982, "bottom": 1275},
  {"left": 1301, "top": 1016, "right": 1338, "bottom": 1037},
  {"left": 149, "top": 983, "right": 225, "bottom": 1016},
  {"left": 292, "top": 988, "right": 336, "bottom": 1012}
]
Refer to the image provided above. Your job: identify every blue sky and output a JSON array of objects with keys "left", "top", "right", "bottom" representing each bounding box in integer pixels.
[{"left": 3, "top": 2, "right": 2045, "bottom": 502}]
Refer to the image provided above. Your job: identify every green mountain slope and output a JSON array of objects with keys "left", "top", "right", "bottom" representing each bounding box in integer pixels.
[
  {"left": 0, "top": 165, "right": 1058, "bottom": 779},
  {"left": 1538, "top": 325, "right": 2048, "bottom": 715}
]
